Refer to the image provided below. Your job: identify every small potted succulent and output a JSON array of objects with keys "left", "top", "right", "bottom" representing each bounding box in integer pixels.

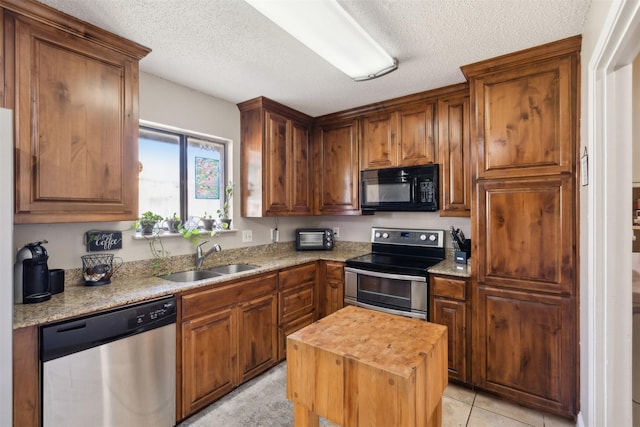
[
  {"left": 137, "top": 211, "right": 163, "bottom": 235},
  {"left": 217, "top": 181, "right": 233, "bottom": 229}
]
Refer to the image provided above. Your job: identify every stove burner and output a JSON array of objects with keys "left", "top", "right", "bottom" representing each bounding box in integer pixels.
[{"left": 345, "top": 227, "right": 446, "bottom": 277}]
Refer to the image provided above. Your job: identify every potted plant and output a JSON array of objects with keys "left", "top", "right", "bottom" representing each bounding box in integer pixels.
[
  {"left": 137, "top": 211, "right": 163, "bottom": 235},
  {"left": 217, "top": 181, "right": 233, "bottom": 229},
  {"left": 200, "top": 212, "right": 215, "bottom": 231},
  {"left": 164, "top": 212, "right": 182, "bottom": 233}
]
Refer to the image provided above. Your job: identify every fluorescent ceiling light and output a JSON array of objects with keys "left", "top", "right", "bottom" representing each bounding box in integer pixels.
[{"left": 244, "top": 0, "right": 398, "bottom": 81}]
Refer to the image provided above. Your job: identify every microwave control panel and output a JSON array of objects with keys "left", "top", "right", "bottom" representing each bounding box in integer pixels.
[{"left": 419, "top": 180, "right": 435, "bottom": 203}]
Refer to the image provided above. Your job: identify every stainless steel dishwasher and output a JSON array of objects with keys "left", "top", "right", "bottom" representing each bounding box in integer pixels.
[{"left": 41, "top": 295, "right": 177, "bottom": 427}]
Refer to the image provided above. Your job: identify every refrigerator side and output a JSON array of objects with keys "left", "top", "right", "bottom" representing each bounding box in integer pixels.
[{"left": 1, "top": 108, "right": 14, "bottom": 426}]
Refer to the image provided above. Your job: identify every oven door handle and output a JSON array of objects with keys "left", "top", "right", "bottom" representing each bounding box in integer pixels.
[
  {"left": 344, "top": 267, "right": 426, "bottom": 282},
  {"left": 344, "top": 298, "right": 426, "bottom": 320}
]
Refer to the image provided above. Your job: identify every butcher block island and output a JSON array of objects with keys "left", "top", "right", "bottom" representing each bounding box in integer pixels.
[{"left": 286, "top": 306, "right": 448, "bottom": 427}]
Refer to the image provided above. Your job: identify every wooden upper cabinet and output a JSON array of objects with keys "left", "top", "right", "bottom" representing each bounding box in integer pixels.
[
  {"left": 238, "top": 97, "right": 313, "bottom": 217},
  {"left": 438, "top": 86, "right": 471, "bottom": 217},
  {"left": 313, "top": 118, "right": 360, "bottom": 215},
  {"left": 397, "top": 102, "right": 436, "bottom": 166},
  {"left": 462, "top": 38, "right": 579, "bottom": 180},
  {"left": 360, "top": 102, "right": 436, "bottom": 170},
  {"left": 3, "top": 1, "right": 150, "bottom": 223},
  {"left": 361, "top": 112, "right": 397, "bottom": 169}
]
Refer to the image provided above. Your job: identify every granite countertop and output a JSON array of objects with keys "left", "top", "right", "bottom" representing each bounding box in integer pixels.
[
  {"left": 428, "top": 257, "right": 472, "bottom": 278},
  {"left": 14, "top": 243, "right": 471, "bottom": 329}
]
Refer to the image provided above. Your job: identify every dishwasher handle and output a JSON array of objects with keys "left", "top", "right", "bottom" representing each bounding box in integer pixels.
[{"left": 41, "top": 296, "right": 176, "bottom": 362}]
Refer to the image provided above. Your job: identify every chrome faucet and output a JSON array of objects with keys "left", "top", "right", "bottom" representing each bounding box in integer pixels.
[{"left": 195, "top": 240, "right": 222, "bottom": 269}]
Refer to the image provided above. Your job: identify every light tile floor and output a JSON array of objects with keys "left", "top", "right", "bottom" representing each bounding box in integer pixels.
[{"left": 442, "top": 383, "right": 575, "bottom": 427}]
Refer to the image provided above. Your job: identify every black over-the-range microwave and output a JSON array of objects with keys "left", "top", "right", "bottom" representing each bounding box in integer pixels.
[{"left": 360, "top": 164, "right": 439, "bottom": 213}]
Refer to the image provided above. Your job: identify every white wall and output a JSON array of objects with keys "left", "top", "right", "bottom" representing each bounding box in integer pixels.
[
  {"left": 579, "top": 2, "right": 615, "bottom": 425},
  {"left": 634, "top": 54, "right": 640, "bottom": 183},
  {"left": 580, "top": 1, "right": 640, "bottom": 425}
]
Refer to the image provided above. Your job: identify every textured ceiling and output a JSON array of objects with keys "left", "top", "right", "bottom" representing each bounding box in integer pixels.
[{"left": 37, "top": 0, "right": 591, "bottom": 117}]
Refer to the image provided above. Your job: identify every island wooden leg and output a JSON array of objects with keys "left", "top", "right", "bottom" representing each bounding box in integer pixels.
[
  {"left": 426, "top": 398, "right": 442, "bottom": 427},
  {"left": 293, "top": 402, "right": 320, "bottom": 427}
]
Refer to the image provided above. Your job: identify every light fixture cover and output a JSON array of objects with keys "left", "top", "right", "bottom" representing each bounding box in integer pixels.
[{"left": 245, "top": 0, "right": 398, "bottom": 81}]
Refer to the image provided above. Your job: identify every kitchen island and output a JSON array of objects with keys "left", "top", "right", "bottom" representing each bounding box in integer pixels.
[{"left": 287, "top": 306, "right": 448, "bottom": 427}]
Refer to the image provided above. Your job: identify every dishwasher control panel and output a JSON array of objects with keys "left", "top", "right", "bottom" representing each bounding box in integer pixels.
[
  {"left": 128, "top": 298, "right": 176, "bottom": 328},
  {"left": 41, "top": 295, "right": 177, "bottom": 362}
]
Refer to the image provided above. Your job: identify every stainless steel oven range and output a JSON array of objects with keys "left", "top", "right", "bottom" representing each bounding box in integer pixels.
[{"left": 344, "top": 227, "right": 445, "bottom": 320}]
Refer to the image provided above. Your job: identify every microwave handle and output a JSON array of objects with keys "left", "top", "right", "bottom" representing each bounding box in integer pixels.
[{"left": 343, "top": 267, "right": 426, "bottom": 282}]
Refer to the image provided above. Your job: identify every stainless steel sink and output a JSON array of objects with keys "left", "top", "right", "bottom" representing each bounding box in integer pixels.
[
  {"left": 161, "top": 264, "right": 260, "bottom": 282},
  {"left": 161, "top": 270, "right": 225, "bottom": 282},
  {"left": 206, "top": 264, "right": 260, "bottom": 274}
]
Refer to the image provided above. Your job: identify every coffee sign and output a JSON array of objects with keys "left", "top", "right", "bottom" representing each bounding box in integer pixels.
[{"left": 86, "top": 231, "right": 123, "bottom": 252}]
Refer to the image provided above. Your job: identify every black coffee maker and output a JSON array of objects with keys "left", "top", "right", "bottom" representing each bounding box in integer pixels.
[{"left": 14, "top": 240, "right": 51, "bottom": 304}]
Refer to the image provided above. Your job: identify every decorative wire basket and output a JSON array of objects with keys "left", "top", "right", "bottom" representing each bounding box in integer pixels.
[{"left": 81, "top": 253, "right": 123, "bottom": 286}]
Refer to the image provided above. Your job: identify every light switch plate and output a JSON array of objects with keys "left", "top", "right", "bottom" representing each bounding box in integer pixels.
[{"left": 242, "top": 230, "right": 253, "bottom": 242}]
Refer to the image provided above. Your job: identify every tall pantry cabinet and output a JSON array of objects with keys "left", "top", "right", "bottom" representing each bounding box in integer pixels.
[{"left": 461, "top": 36, "right": 581, "bottom": 418}]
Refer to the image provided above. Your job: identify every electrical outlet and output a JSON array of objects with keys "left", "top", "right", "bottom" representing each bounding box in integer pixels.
[
  {"left": 271, "top": 228, "right": 280, "bottom": 242},
  {"left": 242, "top": 230, "right": 252, "bottom": 242},
  {"left": 333, "top": 227, "right": 340, "bottom": 238}
]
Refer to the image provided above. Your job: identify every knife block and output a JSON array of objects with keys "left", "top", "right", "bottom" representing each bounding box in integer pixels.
[{"left": 454, "top": 239, "right": 471, "bottom": 264}]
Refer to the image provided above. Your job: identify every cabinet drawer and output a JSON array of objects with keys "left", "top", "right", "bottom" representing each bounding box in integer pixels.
[
  {"left": 325, "top": 262, "right": 344, "bottom": 280},
  {"left": 279, "top": 283, "right": 315, "bottom": 323},
  {"left": 431, "top": 276, "right": 466, "bottom": 300},
  {"left": 181, "top": 273, "right": 277, "bottom": 319},
  {"left": 279, "top": 263, "right": 316, "bottom": 289},
  {"left": 279, "top": 311, "right": 315, "bottom": 360}
]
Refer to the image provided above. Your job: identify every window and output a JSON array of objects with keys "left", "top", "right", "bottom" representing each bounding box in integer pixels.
[{"left": 138, "top": 124, "right": 229, "bottom": 226}]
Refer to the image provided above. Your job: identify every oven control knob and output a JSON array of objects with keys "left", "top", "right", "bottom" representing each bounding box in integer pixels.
[
  {"left": 420, "top": 234, "right": 427, "bottom": 241},
  {"left": 382, "top": 232, "right": 389, "bottom": 239},
  {"left": 428, "top": 234, "right": 437, "bottom": 241},
  {"left": 375, "top": 232, "right": 381, "bottom": 238}
]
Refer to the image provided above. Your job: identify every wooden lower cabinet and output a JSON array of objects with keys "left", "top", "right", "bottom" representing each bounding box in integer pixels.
[
  {"left": 474, "top": 285, "right": 576, "bottom": 417},
  {"left": 238, "top": 294, "right": 278, "bottom": 383},
  {"left": 429, "top": 274, "right": 470, "bottom": 384},
  {"left": 277, "top": 262, "right": 317, "bottom": 360},
  {"left": 179, "top": 273, "right": 278, "bottom": 419},
  {"left": 13, "top": 326, "right": 39, "bottom": 427},
  {"left": 181, "top": 307, "right": 236, "bottom": 416},
  {"left": 319, "top": 260, "right": 345, "bottom": 318}
]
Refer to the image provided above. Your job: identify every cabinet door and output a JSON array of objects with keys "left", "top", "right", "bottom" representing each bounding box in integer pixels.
[
  {"left": 361, "top": 112, "right": 397, "bottom": 169},
  {"left": 290, "top": 119, "right": 313, "bottom": 214},
  {"left": 237, "top": 293, "right": 278, "bottom": 383},
  {"left": 264, "top": 112, "right": 312, "bottom": 215},
  {"left": 476, "top": 175, "right": 575, "bottom": 295},
  {"left": 438, "top": 92, "right": 471, "bottom": 217},
  {"left": 432, "top": 298, "right": 467, "bottom": 383},
  {"left": 396, "top": 102, "right": 436, "bottom": 166},
  {"left": 474, "top": 285, "right": 576, "bottom": 417},
  {"left": 313, "top": 119, "right": 360, "bottom": 215},
  {"left": 264, "top": 110, "right": 290, "bottom": 214},
  {"left": 472, "top": 57, "right": 576, "bottom": 179},
  {"left": 9, "top": 13, "right": 146, "bottom": 223},
  {"left": 181, "top": 307, "right": 236, "bottom": 416},
  {"left": 322, "top": 261, "right": 344, "bottom": 318}
]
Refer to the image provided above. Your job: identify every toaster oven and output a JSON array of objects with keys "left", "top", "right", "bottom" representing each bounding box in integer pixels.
[{"left": 295, "top": 228, "right": 334, "bottom": 251}]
